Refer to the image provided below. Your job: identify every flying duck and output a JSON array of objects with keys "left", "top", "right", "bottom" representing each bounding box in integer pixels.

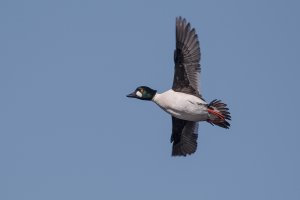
[{"left": 127, "top": 17, "right": 231, "bottom": 156}]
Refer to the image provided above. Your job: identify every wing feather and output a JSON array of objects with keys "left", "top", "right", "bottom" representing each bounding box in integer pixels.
[
  {"left": 172, "top": 17, "right": 201, "bottom": 97},
  {"left": 171, "top": 117, "right": 199, "bottom": 156}
]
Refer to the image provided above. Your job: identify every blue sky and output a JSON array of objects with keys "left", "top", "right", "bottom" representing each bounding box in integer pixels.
[{"left": 1, "top": 0, "right": 300, "bottom": 199}]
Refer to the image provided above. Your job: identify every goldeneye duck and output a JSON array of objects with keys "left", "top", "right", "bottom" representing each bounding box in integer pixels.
[{"left": 127, "top": 17, "right": 231, "bottom": 156}]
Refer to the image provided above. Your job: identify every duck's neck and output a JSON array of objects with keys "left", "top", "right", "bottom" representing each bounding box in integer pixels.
[{"left": 152, "top": 92, "right": 162, "bottom": 102}]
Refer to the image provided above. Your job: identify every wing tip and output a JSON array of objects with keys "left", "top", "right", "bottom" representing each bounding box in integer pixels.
[{"left": 171, "top": 146, "right": 197, "bottom": 157}]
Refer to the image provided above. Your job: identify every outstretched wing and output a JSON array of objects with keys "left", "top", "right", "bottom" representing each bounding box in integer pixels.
[
  {"left": 171, "top": 117, "right": 199, "bottom": 156},
  {"left": 172, "top": 16, "right": 201, "bottom": 97}
]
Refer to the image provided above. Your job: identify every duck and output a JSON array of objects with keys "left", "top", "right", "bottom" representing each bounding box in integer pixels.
[{"left": 127, "top": 17, "right": 231, "bottom": 156}]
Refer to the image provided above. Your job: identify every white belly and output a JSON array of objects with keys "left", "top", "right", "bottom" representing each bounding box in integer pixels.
[{"left": 152, "top": 90, "right": 209, "bottom": 122}]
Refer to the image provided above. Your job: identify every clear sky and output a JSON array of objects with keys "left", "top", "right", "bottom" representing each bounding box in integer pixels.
[{"left": 1, "top": 0, "right": 300, "bottom": 199}]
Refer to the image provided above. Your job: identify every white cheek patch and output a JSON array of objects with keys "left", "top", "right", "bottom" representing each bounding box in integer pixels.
[{"left": 136, "top": 91, "right": 142, "bottom": 98}]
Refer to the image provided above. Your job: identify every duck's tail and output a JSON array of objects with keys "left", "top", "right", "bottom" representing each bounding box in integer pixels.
[{"left": 207, "top": 99, "right": 231, "bottom": 129}]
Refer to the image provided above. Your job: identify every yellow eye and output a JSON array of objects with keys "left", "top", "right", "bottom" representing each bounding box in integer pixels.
[{"left": 140, "top": 88, "right": 144, "bottom": 93}]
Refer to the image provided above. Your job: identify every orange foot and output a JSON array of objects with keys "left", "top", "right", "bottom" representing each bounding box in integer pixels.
[{"left": 207, "top": 108, "right": 225, "bottom": 120}]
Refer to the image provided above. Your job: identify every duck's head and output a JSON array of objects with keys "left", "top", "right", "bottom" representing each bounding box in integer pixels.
[{"left": 127, "top": 86, "right": 157, "bottom": 101}]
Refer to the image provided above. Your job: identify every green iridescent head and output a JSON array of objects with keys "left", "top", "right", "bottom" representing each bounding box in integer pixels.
[{"left": 126, "top": 86, "right": 157, "bottom": 101}]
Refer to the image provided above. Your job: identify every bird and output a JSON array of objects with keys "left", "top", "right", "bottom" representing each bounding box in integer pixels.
[{"left": 127, "top": 17, "right": 231, "bottom": 156}]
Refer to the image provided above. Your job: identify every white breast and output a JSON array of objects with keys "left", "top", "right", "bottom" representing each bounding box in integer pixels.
[{"left": 152, "top": 89, "right": 209, "bottom": 122}]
